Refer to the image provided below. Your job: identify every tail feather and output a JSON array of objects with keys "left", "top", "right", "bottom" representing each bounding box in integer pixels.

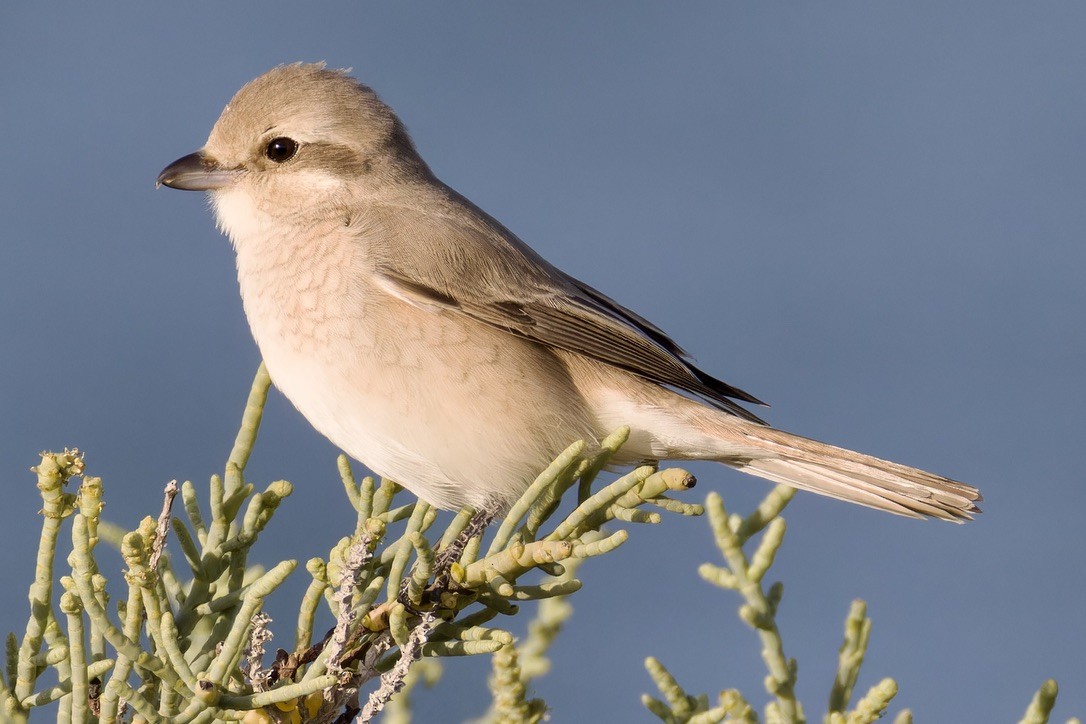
[{"left": 725, "top": 426, "right": 982, "bottom": 522}]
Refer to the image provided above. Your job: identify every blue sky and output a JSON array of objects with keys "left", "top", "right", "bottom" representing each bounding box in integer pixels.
[{"left": 2, "top": 4, "right": 1083, "bottom": 721}]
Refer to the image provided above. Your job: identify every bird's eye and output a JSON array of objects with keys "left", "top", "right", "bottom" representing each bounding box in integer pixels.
[{"left": 264, "top": 137, "right": 298, "bottom": 163}]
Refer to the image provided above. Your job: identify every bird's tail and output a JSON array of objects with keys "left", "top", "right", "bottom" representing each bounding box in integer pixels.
[{"left": 712, "top": 422, "right": 982, "bottom": 522}]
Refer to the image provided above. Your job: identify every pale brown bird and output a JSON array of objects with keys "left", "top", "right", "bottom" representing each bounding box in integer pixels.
[{"left": 158, "top": 63, "right": 981, "bottom": 521}]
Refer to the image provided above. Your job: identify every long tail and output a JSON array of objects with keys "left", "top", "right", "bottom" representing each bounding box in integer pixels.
[{"left": 719, "top": 424, "right": 981, "bottom": 522}]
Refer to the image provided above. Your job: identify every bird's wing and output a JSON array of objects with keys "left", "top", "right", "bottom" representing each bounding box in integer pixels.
[{"left": 369, "top": 195, "right": 768, "bottom": 424}]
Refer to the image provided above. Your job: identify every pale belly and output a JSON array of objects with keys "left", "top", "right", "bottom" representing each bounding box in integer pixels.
[{"left": 249, "top": 290, "right": 597, "bottom": 510}]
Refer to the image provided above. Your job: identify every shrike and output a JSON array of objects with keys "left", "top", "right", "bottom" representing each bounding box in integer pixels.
[{"left": 158, "top": 63, "right": 980, "bottom": 521}]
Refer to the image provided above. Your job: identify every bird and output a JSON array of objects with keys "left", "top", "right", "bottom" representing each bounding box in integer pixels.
[{"left": 157, "top": 63, "right": 981, "bottom": 522}]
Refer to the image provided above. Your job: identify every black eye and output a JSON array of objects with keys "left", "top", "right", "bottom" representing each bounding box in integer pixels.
[{"left": 264, "top": 137, "right": 298, "bottom": 163}]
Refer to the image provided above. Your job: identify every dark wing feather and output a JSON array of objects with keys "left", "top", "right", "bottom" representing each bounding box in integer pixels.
[
  {"left": 375, "top": 268, "right": 768, "bottom": 424},
  {"left": 560, "top": 275, "right": 767, "bottom": 407}
]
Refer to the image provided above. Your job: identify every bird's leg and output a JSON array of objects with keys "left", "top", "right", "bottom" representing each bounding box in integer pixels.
[
  {"left": 433, "top": 503, "right": 500, "bottom": 582},
  {"left": 397, "top": 502, "right": 500, "bottom": 610}
]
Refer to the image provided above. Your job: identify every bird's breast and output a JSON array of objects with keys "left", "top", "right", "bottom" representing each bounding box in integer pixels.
[{"left": 220, "top": 200, "right": 596, "bottom": 509}]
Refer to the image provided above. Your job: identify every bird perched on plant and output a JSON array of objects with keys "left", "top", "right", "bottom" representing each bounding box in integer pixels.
[{"left": 158, "top": 63, "right": 980, "bottom": 521}]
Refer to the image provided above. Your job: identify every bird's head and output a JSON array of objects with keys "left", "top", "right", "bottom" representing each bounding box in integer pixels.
[{"left": 157, "top": 63, "right": 425, "bottom": 234}]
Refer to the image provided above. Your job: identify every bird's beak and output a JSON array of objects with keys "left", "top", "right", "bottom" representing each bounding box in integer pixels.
[{"left": 156, "top": 151, "right": 240, "bottom": 191}]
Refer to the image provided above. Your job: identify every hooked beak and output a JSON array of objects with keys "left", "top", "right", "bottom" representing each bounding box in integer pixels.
[{"left": 156, "top": 151, "right": 241, "bottom": 191}]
